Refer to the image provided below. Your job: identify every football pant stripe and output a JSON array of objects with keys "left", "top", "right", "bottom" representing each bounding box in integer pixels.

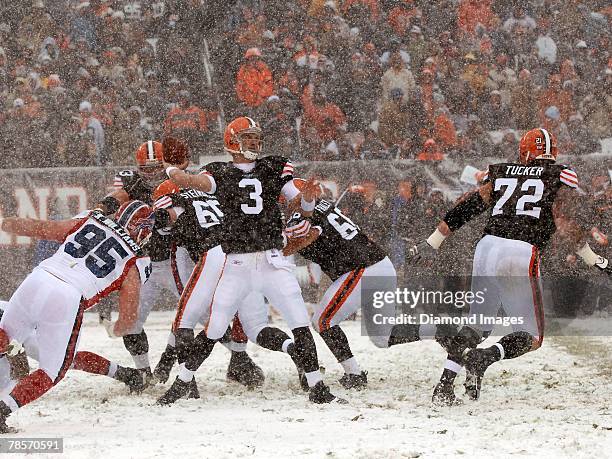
[
  {"left": 319, "top": 268, "right": 365, "bottom": 331},
  {"left": 529, "top": 246, "right": 544, "bottom": 347},
  {"left": 173, "top": 253, "right": 206, "bottom": 332},
  {"left": 204, "top": 255, "right": 228, "bottom": 336},
  {"left": 55, "top": 301, "right": 86, "bottom": 384}
]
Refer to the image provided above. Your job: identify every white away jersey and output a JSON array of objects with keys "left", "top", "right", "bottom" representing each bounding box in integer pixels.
[{"left": 38, "top": 211, "right": 151, "bottom": 307}]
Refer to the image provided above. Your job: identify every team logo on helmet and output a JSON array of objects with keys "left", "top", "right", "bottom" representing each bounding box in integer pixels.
[{"left": 519, "top": 128, "right": 558, "bottom": 165}]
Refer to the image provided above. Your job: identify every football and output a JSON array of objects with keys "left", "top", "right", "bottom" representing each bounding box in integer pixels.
[{"left": 162, "top": 137, "right": 189, "bottom": 165}]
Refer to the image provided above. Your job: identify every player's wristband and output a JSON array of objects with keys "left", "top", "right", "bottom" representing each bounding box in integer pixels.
[
  {"left": 426, "top": 229, "right": 447, "bottom": 250},
  {"left": 576, "top": 242, "right": 607, "bottom": 267},
  {"left": 165, "top": 166, "right": 180, "bottom": 179},
  {"left": 300, "top": 196, "right": 315, "bottom": 212}
]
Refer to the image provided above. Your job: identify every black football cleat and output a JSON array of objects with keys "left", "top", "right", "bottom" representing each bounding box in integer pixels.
[
  {"left": 432, "top": 382, "right": 463, "bottom": 406},
  {"left": 308, "top": 381, "right": 348, "bottom": 404},
  {"left": 0, "top": 402, "right": 16, "bottom": 434},
  {"left": 156, "top": 377, "right": 193, "bottom": 405},
  {"left": 139, "top": 367, "right": 158, "bottom": 388},
  {"left": 153, "top": 345, "right": 177, "bottom": 384},
  {"left": 339, "top": 371, "right": 368, "bottom": 390},
  {"left": 226, "top": 351, "right": 265, "bottom": 388},
  {"left": 464, "top": 370, "right": 481, "bottom": 401},
  {"left": 115, "top": 366, "right": 145, "bottom": 394},
  {"left": 463, "top": 347, "right": 499, "bottom": 400},
  {"left": 188, "top": 378, "right": 200, "bottom": 400}
]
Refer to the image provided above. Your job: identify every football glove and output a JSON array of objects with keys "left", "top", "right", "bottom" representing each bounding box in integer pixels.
[
  {"left": 285, "top": 213, "right": 312, "bottom": 239},
  {"left": 407, "top": 241, "right": 437, "bottom": 266},
  {"left": 594, "top": 256, "right": 611, "bottom": 276}
]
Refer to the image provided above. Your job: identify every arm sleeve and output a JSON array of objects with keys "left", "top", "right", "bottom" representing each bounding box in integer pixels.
[
  {"left": 443, "top": 191, "right": 489, "bottom": 232},
  {"left": 198, "top": 168, "right": 217, "bottom": 194},
  {"left": 281, "top": 180, "right": 301, "bottom": 202},
  {"left": 560, "top": 168, "right": 578, "bottom": 189}
]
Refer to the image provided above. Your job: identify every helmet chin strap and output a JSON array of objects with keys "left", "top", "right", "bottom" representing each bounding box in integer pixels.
[{"left": 240, "top": 149, "right": 258, "bottom": 160}]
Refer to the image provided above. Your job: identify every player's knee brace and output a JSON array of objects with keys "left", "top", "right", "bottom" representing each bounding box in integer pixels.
[
  {"left": 499, "top": 331, "right": 536, "bottom": 358},
  {"left": 123, "top": 330, "right": 149, "bottom": 356},
  {"left": 320, "top": 326, "right": 354, "bottom": 361},
  {"left": 291, "top": 327, "right": 319, "bottom": 373},
  {"left": 256, "top": 327, "right": 291, "bottom": 352}
]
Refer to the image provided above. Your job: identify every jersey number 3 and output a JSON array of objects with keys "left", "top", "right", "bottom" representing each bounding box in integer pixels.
[
  {"left": 239, "top": 178, "right": 263, "bottom": 215},
  {"left": 492, "top": 178, "right": 544, "bottom": 218},
  {"left": 64, "top": 224, "right": 129, "bottom": 278}
]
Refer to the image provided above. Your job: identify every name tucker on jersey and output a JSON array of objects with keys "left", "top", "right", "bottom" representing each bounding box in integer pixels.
[{"left": 505, "top": 165, "right": 544, "bottom": 176}]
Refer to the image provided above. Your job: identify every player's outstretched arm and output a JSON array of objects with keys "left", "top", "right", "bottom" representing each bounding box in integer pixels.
[
  {"left": 408, "top": 183, "right": 493, "bottom": 264},
  {"left": 94, "top": 189, "right": 129, "bottom": 215},
  {"left": 113, "top": 266, "right": 141, "bottom": 337},
  {"left": 1, "top": 217, "right": 81, "bottom": 242},
  {"left": 164, "top": 163, "right": 213, "bottom": 193}
]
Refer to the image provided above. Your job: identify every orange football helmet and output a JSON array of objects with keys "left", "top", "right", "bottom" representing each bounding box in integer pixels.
[
  {"left": 152, "top": 179, "right": 180, "bottom": 201},
  {"left": 135, "top": 140, "right": 165, "bottom": 186},
  {"left": 115, "top": 200, "right": 153, "bottom": 245},
  {"left": 224, "top": 116, "right": 263, "bottom": 161},
  {"left": 519, "top": 128, "right": 558, "bottom": 164}
]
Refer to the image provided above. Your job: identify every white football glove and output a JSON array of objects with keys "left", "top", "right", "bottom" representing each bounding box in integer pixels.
[
  {"left": 595, "top": 256, "right": 611, "bottom": 276},
  {"left": 6, "top": 339, "right": 23, "bottom": 357}
]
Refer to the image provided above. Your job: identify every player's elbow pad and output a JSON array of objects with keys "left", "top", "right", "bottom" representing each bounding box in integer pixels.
[
  {"left": 153, "top": 209, "right": 170, "bottom": 229},
  {"left": 99, "top": 196, "right": 121, "bottom": 215},
  {"left": 443, "top": 192, "right": 488, "bottom": 232}
]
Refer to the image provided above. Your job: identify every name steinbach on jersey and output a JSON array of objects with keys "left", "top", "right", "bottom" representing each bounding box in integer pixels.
[
  {"left": 292, "top": 199, "right": 386, "bottom": 281},
  {"left": 483, "top": 162, "right": 578, "bottom": 248},
  {"left": 38, "top": 211, "right": 151, "bottom": 307},
  {"left": 114, "top": 169, "right": 171, "bottom": 262},
  {"left": 202, "top": 156, "right": 293, "bottom": 254},
  {"left": 155, "top": 189, "right": 225, "bottom": 262}
]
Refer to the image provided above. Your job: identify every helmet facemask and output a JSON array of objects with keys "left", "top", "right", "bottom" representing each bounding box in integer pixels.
[
  {"left": 232, "top": 128, "right": 263, "bottom": 161},
  {"left": 138, "top": 161, "right": 166, "bottom": 188}
]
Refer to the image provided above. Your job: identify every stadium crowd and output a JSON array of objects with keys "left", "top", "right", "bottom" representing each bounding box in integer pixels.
[{"left": 0, "top": 0, "right": 608, "bottom": 168}]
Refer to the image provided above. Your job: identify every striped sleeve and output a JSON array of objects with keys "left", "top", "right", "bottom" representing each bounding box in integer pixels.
[
  {"left": 560, "top": 168, "right": 578, "bottom": 188},
  {"left": 153, "top": 195, "right": 173, "bottom": 210},
  {"left": 480, "top": 168, "right": 490, "bottom": 184},
  {"left": 281, "top": 160, "right": 294, "bottom": 179}
]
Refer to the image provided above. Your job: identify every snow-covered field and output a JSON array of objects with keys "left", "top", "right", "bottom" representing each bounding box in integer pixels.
[{"left": 4, "top": 311, "right": 612, "bottom": 458}]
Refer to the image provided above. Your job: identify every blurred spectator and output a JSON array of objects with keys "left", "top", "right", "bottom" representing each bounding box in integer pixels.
[
  {"left": 358, "top": 126, "right": 389, "bottom": 160},
  {"left": 538, "top": 74, "right": 574, "bottom": 122},
  {"left": 235, "top": 48, "right": 274, "bottom": 111},
  {"left": 479, "top": 90, "right": 514, "bottom": 130},
  {"left": 416, "top": 138, "right": 444, "bottom": 161},
  {"left": 259, "top": 95, "right": 296, "bottom": 156},
  {"left": 380, "top": 51, "right": 415, "bottom": 103},
  {"left": 378, "top": 88, "right": 410, "bottom": 155},
  {"left": 511, "top": 69, "right": 539, "bottom": 130},
  {"left": 79, "top": 100, "right": 107, "bottom": 165},
  {"left": 542, "top": 106, "right": 571, "bottom": 153},
  {"left": 535, "top": 20, "right": 557, "bottom": 65},
  {"left": 301, "top": 85, "right": 347, "bottom": 158},
  {"left": 164, "top": 90, "right": 213, "bottom": 153},
  {"left": 457, "top": 0, "right": 497, "bottom": 37},
  {"left": 567, "top": 114, "right": 600, "bottom": 156}
]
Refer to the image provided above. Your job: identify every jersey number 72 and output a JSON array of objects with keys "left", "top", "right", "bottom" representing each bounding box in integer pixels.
[{"left": 492, "top": 178, "right": 544, "bottom": 218}]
